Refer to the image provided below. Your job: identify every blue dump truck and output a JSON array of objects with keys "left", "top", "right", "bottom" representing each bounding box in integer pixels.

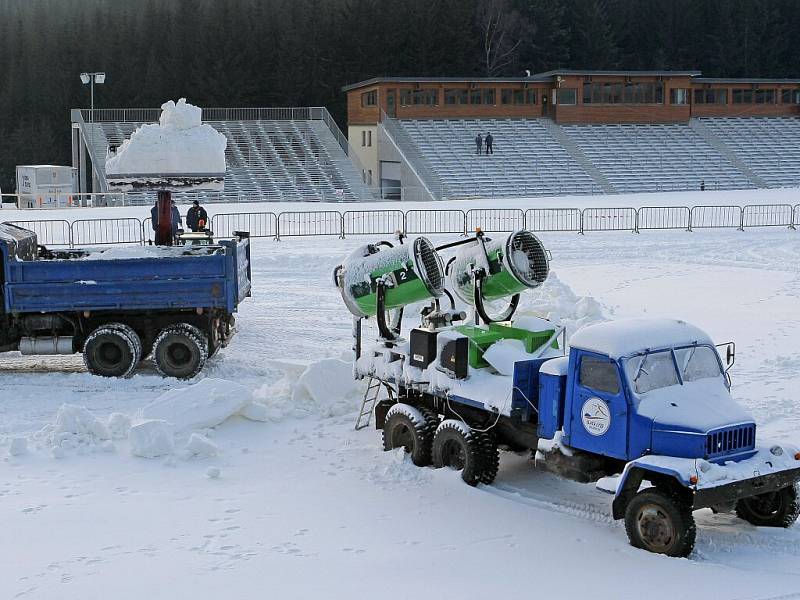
[
  {"left": 336, "top": 231, "right": 800, "bottom": 556},
  {"left": 0, "top": 223, "right": 251, "bottom": 378}
]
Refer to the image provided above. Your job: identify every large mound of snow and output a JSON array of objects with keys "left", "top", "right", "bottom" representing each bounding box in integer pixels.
[{"left": 105, "top": 98, "right": 227, "bottom": 176}]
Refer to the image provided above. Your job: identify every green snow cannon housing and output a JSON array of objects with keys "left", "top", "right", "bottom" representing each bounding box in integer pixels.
[
  {"left": 449, "top": 230, "right": 549, "bottom": 305},
  {"left": 335, "top": 237, "right": 444, "bottom": 318}
]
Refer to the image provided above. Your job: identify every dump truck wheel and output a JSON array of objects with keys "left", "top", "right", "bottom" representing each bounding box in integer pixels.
[
  {"left": 83, "top": 324, "right": 141, "bottom": 378},
  {"left": 624, "top": 488, "right": 696, "bottom": 557},
  {"left": 432, "top": 420, "right": 488, "bottom": 486},
  {"left": 382, "top": 403, "right": 437, "bottom": 467},
  {"left": 153, "top": 323, "right": 208, "bottom": 379},
  {"left": 736, "top": 484, "right": 800, "bottom": 527},
  {"left": 477, "top": 431, "right": 500, "bottom": 485}
]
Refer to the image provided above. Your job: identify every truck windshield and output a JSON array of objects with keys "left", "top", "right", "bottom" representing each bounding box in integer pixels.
[{"left": 624, "top": 345, "right": 723, "bottom": 395}]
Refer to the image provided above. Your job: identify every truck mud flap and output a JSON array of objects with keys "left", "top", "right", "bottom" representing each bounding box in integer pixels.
[{"left": 692, "top": 466, "right": 800, "bottom": 510}]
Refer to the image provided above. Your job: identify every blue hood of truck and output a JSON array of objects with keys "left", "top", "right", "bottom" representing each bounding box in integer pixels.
[{"left": 636, "top": 378, "right": 755, "bottom": 459}]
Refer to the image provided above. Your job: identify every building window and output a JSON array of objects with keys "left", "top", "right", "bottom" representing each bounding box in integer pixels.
[
  {"left": 483, "top": 89, "right": 495, "bottom": 105},
  {"left": 360, "top": 90, "right": 377, "bottom": 108},
  {"left": 670, "top": 88, "right": 689, "bottom": 105},
  {"left": 526, "top": 89, "right": 537, "bottom": 104},
  {"left": 556, "top": 88, "right": 577, "bottom": 105},
  {"left": 755, "top": 89, "right": 775, "bottom": 104},
  {"left": 361, "top": 131, "right": 366, "bottom": 147},
  {"left": 501, "top": 89, "right": 513, "bottom": 104},
  {"left": 411, "top": 89, "right": 438, "bottom": 105},
  {"left": 367, "top": 130, "right": 372, "bottom": 147},
  {"left": 368, "top": 170, "right": 373, "bottom": 185},
  {"left": 695, "top": 89, "right": 728, "bottom": 104},
  {"left": 782, "top": 89, "right": 800, "bottom": 104},
  {"left": 469, "top": 89, "right": 482, "bottom": 104},
  {"left": 733, "top": 89, "right": 753, "bottom": 104},
  {"left": 445, "top": 88, "right": 468, "bottom": 105},
  {"left": 400, "top": 89, "right": 412, "bottom": 106},
  {"left": 583, "top": 82, "right": 663, "bottom": 104}
]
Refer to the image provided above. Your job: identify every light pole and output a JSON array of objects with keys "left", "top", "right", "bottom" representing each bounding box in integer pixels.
[{"left": 80, "top": 72, "right": 105, "bottom": 194}]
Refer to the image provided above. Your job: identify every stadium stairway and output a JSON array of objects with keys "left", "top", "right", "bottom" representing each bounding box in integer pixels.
[{"left": 83, "top": 118, "right": 374, "bottom": 202}]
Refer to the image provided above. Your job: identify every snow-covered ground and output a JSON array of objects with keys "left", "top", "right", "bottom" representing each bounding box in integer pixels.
[{"left": 2, "top": 193, "right": 800, "bottom": 599}]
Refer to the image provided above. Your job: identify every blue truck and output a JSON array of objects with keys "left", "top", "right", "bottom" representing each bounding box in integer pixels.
[
  {"left": 337, "top": 231, "right": 800, "bottom": 557},
  {"left": 0, "top": 223, "right": 251, "bottom": 378}
]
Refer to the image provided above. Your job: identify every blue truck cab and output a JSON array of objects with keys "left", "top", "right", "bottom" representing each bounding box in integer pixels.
[{"left": 0, "top": 223, "right": 251, "bottom": 378}]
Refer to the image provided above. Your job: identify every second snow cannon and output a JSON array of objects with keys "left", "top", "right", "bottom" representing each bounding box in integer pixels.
[
  {"left": 448, "top": 230, "right": 549, "bottom": 323},
  {"left": 334, "top": 237, "right": 444, "bottom": 337}
]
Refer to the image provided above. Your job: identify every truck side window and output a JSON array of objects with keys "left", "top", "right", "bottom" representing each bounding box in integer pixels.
[{"left": 579, "top": 356, "right": 620, "bottom": 395}]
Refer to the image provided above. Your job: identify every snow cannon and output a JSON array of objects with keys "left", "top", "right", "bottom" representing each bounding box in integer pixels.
[
  {"left": 334, "top": 237, "right": 444, "bottom": 339},
  {"left": 448, "top": 230, "right": 549, "bottom": 323}
]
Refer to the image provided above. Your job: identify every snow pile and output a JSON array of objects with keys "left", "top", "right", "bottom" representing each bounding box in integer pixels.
[
  {"left": 105, "top": 98, "right": 227, "bottom": 176},
  {"left": 482, "top": 338, "right": 529, "bottom": 376},
  {"left": 253, "top": 357, "right": 364, "bottom": 420},
  {"left": 32, "top": 404, "right": 112, "bottom": 457},
  {"left": 77, "top": 245, "right": 217, "bottom": 261},
  {"left": 515, "top": 271, "right": 606, "bottom": 341},
  {"left": 129, "top": 420, "right": 174, "bottom": 458}
]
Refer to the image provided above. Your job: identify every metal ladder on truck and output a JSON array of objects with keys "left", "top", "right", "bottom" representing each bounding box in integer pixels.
[{"left": 355, "top": 376, "right": 395, "bottom": 430}]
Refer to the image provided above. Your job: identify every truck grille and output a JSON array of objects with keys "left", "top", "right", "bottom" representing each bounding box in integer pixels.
[{"left": 706, "top": 424, "right": 756, "bottom": 458}]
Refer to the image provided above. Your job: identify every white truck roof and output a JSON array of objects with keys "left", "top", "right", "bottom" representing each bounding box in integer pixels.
[{"left": 569, "top": 318, "right": 714, "bottom": 359}]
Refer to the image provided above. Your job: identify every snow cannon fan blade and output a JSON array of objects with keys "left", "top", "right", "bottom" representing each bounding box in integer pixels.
[
  {"left": 448, "top": 230, "right": 549, "bottom": 323},
  {"left": 334, "top": 237, "right": 444, "bottom": 339}
]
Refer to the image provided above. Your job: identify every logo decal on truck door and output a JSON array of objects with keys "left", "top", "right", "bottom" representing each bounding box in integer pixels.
[{"left": 581, "top": 397, "right": 611, "bottom": 436}]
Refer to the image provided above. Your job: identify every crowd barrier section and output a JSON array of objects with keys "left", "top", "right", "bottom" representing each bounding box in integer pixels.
[
  {"left": 741, "top": 204, "right": 795, "bottom": 229},
  {"left": 524, "top": 208, "right": 582, "bottom": 233},
  {"left": 636, "top": 206, "right": 691, "bottom": 232},
  {"left": 795, "top": 205, "right": 800, "bottom": 229},
  {"left": 277, "top": 211, "right": 343, "bottom": 240},
  {"left": 7, "top": 220, "right": 72, "bottom": 247},
  {"left": 582, "top": 207, "right": 637, "bottom": 233},
  {"left": 71, "top": 218, "right": 144, "bottom": 246},
  {"left": 689, "top": 205, "right": 742, "bottom": 229},
  {"left": 405, "top": 210, "right": 466, "bottom": 235},
  {"left": 342, "top": 210, "right": 405, "bottom": 237},
  {"left": 212, "top": 212, "right": 278, "bottom": 239},
  {"left": 465, "top": 209, "right": 525, "bottom": 233}
]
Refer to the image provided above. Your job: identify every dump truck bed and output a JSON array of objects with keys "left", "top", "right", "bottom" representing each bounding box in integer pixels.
[{"left": 0, "top": 224, "right": 251, "bottom": 315}]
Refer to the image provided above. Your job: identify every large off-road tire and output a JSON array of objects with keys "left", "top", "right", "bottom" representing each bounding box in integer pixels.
[
  {"left": 735, "top": 484, "right": 800, "bottom": 528},
  {"left": 382, "top": 403, "right": 438, "bottom": 467},
  {"left": 83, "top": 323, "right": 141, "bottom": 378},
  {"left": 153, "top": 323, "right": 208, "bottom": 379},
  {"left": 624, "top": 488, "right": 696, "bottom": 557},
  {"left": 432, "top": 420, "right": 497, "bottom": 486}
]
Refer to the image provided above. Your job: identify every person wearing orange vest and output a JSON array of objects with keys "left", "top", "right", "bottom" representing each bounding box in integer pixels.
[{"left": 186, "top": 200, "right": 209, "bottom": 232}]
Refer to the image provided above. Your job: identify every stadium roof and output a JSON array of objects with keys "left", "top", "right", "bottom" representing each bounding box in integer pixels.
[
  {"left": 693, "top": 77, "right": 800, "bottom": 84},
  {"left": 532, "top": 69, "right": 703, "bottom": 77}
]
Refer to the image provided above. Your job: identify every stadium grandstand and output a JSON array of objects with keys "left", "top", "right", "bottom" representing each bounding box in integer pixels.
[
  {"left": 344, "top": 70, "right": 800, "bottom": 200},
  {"left": 70, "top": 107, "right": 376, "bottom": 203}
]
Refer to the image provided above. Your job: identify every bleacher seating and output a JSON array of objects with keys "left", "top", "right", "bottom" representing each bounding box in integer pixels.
[
  {"left": 558, "top": 122, "right": 754, "bottom": 193},
  {"left": 393, "top": 119, "right": 599, "bottom": 198},
  {"left": 698, "top": 117, "right": 800, "bottom": 189},
  {"left": 84, "top": 118, "right": 373, "bottom": 202}
]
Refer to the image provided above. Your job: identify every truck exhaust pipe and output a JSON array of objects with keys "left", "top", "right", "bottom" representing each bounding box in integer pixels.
[{"left": 19, "top": 337, "right": 74, "bottom": 355}]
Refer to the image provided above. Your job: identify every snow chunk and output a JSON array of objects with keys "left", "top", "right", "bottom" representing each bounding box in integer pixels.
[
  {"left": 293, "top": 358, "right": 362, "bottom": 417},
  {"left": 140, "top": 379, "right": 253, "bottom": 433},
  {"left": 105, "top": 98, "right": 227, "bottom": 176},
  {"left": 483, "top": 338, "right": 529, "bottom": 376},
  {"left": 55, "top": 404, "right": 111, "bottom": 440},
  {"left": 206, "top": 466, "right": 221, "bottom": 479},
  {"left": 129, "top": 420, "right": 174, "bottom": 458},
  {"left": 107, "top": 413, "right": 132, "bottom": 440},
  {"left": 9, "top": 437, "right": 28, "bottom": 457},
  {"left": 185, "top": 433, "right": 219, "bottom": 458},
  {"left": 239, "top": 401, "right": 270, "bottom": 422}
]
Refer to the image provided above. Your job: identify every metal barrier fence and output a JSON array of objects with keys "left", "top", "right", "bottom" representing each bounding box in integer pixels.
[
  {"left": 525, "top": 208, "right": 582, "bottom": 233},
  {"left": 5, "top": 203, "right": 800, "bottom": 247},
  {"left": 71, "top": 218, "right": 144, "bottom": 246},
  {"left": 212, "top": 212, "right": 278, "bottom": 238},
  {"left": 277, "top": 211, "right": 343, "bottom": 239},
  {"left": 582, "top": 207, "right": 637, "bottom": 232},
  {"left": 7, "top": 220, "right": 73, "bottom": 247},
  {"left": 342, "top": 210, "right": 404, "bottom": 236},
  {"left": 637, "top": 206, "right": 691, "bottom": 231},
  {"left": 405, "top": 210, "right": 466, "bottom": 234},
  {"left": 689, "top": 205, "right": 742, "bottom": 229},
  {"left": 466, "top": 209, "right": 525, "bottom": 233},
  {"left": 741, "top": 204, "right": 795, "bottom": 229}
]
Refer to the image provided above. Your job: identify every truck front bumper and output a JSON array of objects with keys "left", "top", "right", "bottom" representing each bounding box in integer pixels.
[{"left": 692, "top": 466, "right": 800, "bottom": 510}]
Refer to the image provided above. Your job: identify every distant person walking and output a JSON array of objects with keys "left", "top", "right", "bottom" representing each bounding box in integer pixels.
[
  {"left": 700, "top": 179, "right": 706, "bottom": 191},
  {"left": 475, "top": 133, "right": 483, "bottom": 155},
  {"left": 186, "top": 200, "right": 209, "bottom": 232},
  {"left": 485, "top": 132, "right": 494, "bottom": 154}
]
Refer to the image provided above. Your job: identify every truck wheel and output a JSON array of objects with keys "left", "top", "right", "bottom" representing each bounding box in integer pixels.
[
  {"left": 432, "top": 420, "right": 491, "bottom": 486},
  {"left": 382, "top": 404, "right": 437, "bottom": 467},
  {"left": 478, "top": 432, "right": 500, "bottom": 485},
  {"left": 735, "top": 484, "right": 800, "bottom": 528},
  {"left": 624, "top": 489, "right": 696, "bottom": 557},
  {"left": 83, "top": 324, "right": 141, "bottom": 378},
  {"left": 153, "top": 323, "right": 208, "bottom": 379}
]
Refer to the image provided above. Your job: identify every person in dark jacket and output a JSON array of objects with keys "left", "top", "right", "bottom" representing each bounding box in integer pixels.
[
  {"left": 475, "top": 133, "right": 483, "bottom": 155},
  {"left": 150, "top": 200, "right": 183, "bottom": 235},
  {"left": 485, "top": 132, "right": 494, "bottom": 154},
  {"left": 186, "top": 200, "right": 209, "bottom": 232}
]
